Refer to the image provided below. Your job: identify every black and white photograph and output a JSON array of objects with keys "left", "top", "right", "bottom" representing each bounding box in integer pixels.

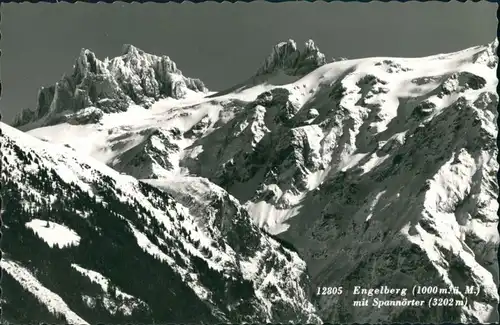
[{"left": 0, "top": 2, "right": 498, "bottom": 324}]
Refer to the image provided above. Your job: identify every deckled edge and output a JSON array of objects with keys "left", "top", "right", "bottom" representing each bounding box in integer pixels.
[
  {"left": 496, "top": 3, "right": 500, "bottom": 324},
  {"left": 0, "top": 2, "right": 498, "bottom": 325},
  {"left": 0, "top": 2, "right": 4, "bottom": 323},
  {"left": 0, "top": 0, "right": 498, "bottom": 3}
]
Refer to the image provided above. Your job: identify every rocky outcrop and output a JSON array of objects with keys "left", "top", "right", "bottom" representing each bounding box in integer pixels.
[
  {"left": 13, "top": 45, "right": 208, "bottom": 127},
  {"left": 256, "top": 39, "right": 327, "bottom": 77},
  {"left": 44, "top": 107, "right": 104, "bottom": 126},
  {"left": 439, "top": 71, "right": 487, "bottom": 97},
  {"left": 110, "top": 127, "right": 182, "bottom": 179},
  {"left": 472, "top": 38, "right": 498, "bottom": 68}
]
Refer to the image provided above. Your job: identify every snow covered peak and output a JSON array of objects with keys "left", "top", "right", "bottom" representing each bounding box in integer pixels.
[
  {"left": 13, "top": 45, "right": 208, "bottom": 128},
  {"left": 256, "top": 39, "right": 327, "bottom": 77}
]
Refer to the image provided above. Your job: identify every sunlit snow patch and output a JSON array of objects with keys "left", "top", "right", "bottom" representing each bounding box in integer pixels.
[
  {"left": 25, "top": 219, "right": 81, "bottom": 248},
  {"left": 246, "top": 200, "right": 300, "bottom": 234}
]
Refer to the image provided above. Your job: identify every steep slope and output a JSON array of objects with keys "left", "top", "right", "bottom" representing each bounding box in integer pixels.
[
  {"left": 13, "top": 45, "right": 208, "bottom": 129},
  {"left": 12, "top": 39, "right": 500, "bottom": 323},
  {"left": 0, "top": 122, "right": 321, "bottom": 324}
]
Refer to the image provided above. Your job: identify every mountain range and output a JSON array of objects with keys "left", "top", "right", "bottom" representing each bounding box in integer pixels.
[{"left": 1, "top": 38, "right": 499, "bottom": 323}]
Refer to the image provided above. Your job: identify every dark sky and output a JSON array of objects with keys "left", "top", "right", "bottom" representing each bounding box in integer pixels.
[{"left": 1, "top": 2, "right": 496, "bottom": 124}]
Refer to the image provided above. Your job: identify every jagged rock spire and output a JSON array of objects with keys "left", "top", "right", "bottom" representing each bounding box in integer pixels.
[
  {"left": 14, "top": 45, "right": 208, "bottom": 127},
  {"left": 256, "top": 39, "right": 327, "bottom": 77}
]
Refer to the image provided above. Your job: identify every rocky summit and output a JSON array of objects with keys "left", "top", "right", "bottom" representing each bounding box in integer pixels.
[
  {"left": 256, "top": 39, "right": 327, "bottom": 77},
  {"left": 13, "top": 45, "right": 207, "bottom": 128},
  {"left": 2, "top": 39, "right": 499, "bottom": 324}
]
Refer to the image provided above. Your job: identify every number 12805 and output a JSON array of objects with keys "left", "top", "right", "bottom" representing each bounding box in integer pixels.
[{"left": 316, "top": 286, "right": 343, "bottom": 295}]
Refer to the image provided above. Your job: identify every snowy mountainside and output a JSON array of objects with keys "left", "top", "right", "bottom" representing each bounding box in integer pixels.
[
  {"left": 14, "top": 44, "right": 207, "bottom": 128},
  {"left": 6, "top": 38, "right": 500, "bottom": 323},
  {"left": 0, "top": 123, "right": 321, "bottom": 324},
  {"left": 205, "top": 40, "right": 499, "bottom": 323}
]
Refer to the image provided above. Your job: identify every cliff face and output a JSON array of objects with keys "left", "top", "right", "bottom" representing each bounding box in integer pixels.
[{"left": 13, "top": 45, "right": 208, "bottom": 127}]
